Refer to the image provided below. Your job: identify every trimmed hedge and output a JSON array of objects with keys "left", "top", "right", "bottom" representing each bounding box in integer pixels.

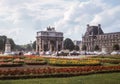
[
  {"left": 0, "top": 63, "right": 23, "bottom": 67},
  {"left": 25, "top": 62, "right": 47, "bottom": 65}
]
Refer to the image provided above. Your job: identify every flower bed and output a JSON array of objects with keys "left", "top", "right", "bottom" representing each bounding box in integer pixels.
[
  {"left": 88, "top": 58, "right": 120, "bottom": 64},
  {"left": 0, "top": 56, "right": 25, "bottom": 59},
  {"left": 13, "top": 59, "right": 24, "bottom": 63},
  {"left": 0, "top": 55, "right": 120, "bottom": 79},
  {"left": 0, "top": 56, "right": 25, "bottom": 67},
  {"left": 0, "top": 56, "right": 47, "bottom": 66},
  {"left": 0, "top": 65, "right": 120, "bottom": 79},
  {"left": 48, "top": 58, "right": 101, "bottom": 66}
]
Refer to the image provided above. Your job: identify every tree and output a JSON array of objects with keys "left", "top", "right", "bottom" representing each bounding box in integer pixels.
[
  {"left": 0, "top": 38, "right": 4, "bottom": 51},
  {"left": 94, "top": 45, "right": 99, "bottom": 51},
  {"left": 32, "top": 41, "right": 36, "bottom": 50},
  {"left": 15, "top": 45, "right": 25, "bottom": 51},
  {"left": 8, "top": 38, "right": 16, "bottom": 51},
  {"left": 82, "top": 45, "right": 86, "bottom": 51},
  {"left": 74, "top": 45, "right": 80, "bottom": 51},
  {"left": 0, "top": 35, "right": 7, "bottom": 51},
  {"left": 113, "top": 44, "right": 119, "bottom": 51},
  {"left": 25, "top": 44, "right": 32, "bottom": 51},
  {"left": 63, "top": 38, "right": 74, "bottom": 51},
  {"left": 0, "top": 36, "right": 16, "bottom": 52}
]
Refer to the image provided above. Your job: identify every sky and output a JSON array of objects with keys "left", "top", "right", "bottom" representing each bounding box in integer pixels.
[{"left": 0, "top": 0, "right": 120, "bottom": 45}]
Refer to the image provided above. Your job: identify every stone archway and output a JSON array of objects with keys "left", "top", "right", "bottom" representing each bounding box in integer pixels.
[
  {"left": 36, "top": 27, "right": 63, "bottom": 53},
  {"left": 44, "top": 44, "right": 48, "bottom": 51},
  {"left": 50, "top": 40, "right": 56, "bottom": 52},
  {"left": 58, "top": 45, "right": 61, "bottom": 51}
]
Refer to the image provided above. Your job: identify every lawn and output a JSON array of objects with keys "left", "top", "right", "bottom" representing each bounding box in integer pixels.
[{"left": 0, "top": 72, "right": 120, "bottom": 84}]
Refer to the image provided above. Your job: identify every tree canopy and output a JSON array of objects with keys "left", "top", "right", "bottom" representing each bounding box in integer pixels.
[
  {"left": 32, "top": 41, "right": 36, "bottom": 50},
  {"left": 74, "top": 45, "right": 80, "bottom": 51},
  {"left": 113, "top": 44, "right": 119, "bottom": 51},
  {"left": 8, "top": 38, "right": 16, "bottom": 50},
  {"left": 82, "top": 45, "right": 87, "bottom": 51},
  {"left": 94, "top": 45, "right": 99, "bottom": 51},
  {"left": 0, "top": 35, "right": 7, "bottom": 51},
  {"left": 63, "top": 38, "right": 74, "bottom": 51},
  {"left": 0, "top": 35, "right": 16, "bottom": 52}
]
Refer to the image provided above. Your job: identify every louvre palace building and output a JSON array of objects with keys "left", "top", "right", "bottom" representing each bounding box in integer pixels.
[
  {"left": 36, "top": 26, "right": 63, "bottom": 52},
  {"left": 82, "top": 24, "right": 120, "bottom": 52}
]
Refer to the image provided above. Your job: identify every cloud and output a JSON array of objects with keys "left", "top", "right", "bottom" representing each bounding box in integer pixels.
[
  {"left": 0, "top": 0, "right": 119, "bottom": 44},
  {"left": 0, "top": 28, "right": 22, "bottom": 43},
  {"left": 54, "top": 0, "right": 103, "bottom": 39},
  {"left": 54, "top": 0, "right": 120, "bottom": 40},
  {"left": 90, "top": 5, "right": 120, "bottom": 32}
]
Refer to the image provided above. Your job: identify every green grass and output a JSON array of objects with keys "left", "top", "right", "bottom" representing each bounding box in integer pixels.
[
  {"left": 0, "top": 73, "right": 120, "bottom": 84},
  {"left": 103, "top": 63, "right": 120, "bottom": 66}
]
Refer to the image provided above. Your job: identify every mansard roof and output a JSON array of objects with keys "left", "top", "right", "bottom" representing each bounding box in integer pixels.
[{"left": 84, "top": 24, "right": 104, "bottom": 36}]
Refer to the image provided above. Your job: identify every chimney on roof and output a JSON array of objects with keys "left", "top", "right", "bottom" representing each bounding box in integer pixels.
[
  {"left": 86, "top": 24, "right": 90, "bottom": 32},
  {"left": 87, "top": 24, "right": 90, "bottom": 28},
  {"left": 98, "top": 24, "right": 101, "bottom": 35},
  {"left": 98, "top": 24, "right": 101, "bottom": 28}
]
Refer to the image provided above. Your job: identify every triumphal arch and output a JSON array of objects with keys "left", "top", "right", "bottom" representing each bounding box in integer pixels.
[{"left": 36, "top": 26, "right": 63, "bottom": 52}]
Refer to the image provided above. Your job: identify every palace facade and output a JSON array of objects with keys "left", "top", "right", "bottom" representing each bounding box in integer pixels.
[
  {"left": 36, "top": 26, "right": 63, "bottom": 52},
  {"left": 82, "top": 24, "right": 120, "bottom": 52}
]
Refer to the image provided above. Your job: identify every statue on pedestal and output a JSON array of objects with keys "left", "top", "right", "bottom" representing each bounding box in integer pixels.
[{"left": 4, "top": 39, "right": 11, "bottom": 55}]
